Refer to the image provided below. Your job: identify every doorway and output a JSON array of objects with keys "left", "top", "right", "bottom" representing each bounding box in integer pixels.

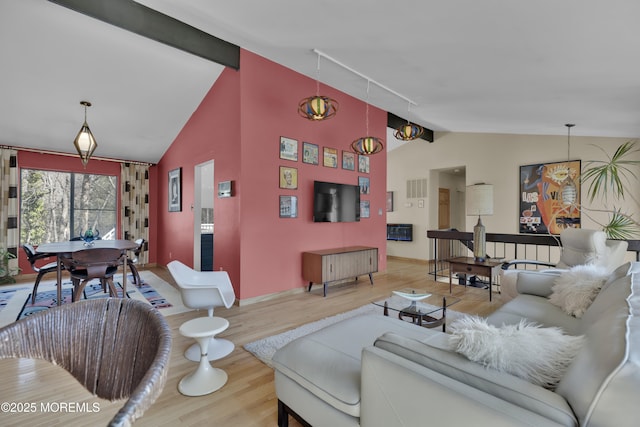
[
  {"left": 194, "top": 161, "right": 214, "bottom": 271},
  {"left": 438, "top": 188, "right": 450, "bottom": 229}
]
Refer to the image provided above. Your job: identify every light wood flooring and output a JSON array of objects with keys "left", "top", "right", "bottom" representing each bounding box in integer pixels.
[{"left": 0, "top": 257, "right": 506, "bottom": 426}]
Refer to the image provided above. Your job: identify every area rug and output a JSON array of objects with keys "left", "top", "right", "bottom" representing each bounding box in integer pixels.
[
  {"left": 244, "top": 298, "right": 463, "bottom": 367},
  {"left": 0, "top": 270, "right": 190, "bottom": 328}
]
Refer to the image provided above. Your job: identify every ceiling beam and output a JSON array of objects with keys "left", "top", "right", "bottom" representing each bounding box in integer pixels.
[
  {"left": 49, "top": 0, "right": 240, "bottom": 69},
  {"left": 387, "top": 113, "right": 434, "bottom": 142}
]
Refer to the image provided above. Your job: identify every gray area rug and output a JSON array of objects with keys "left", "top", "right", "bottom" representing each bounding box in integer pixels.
[{"left": 244, "top": 299, "right": 463, "bottom": 367}]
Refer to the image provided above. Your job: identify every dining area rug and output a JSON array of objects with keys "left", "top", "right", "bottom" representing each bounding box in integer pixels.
[{"left": 0, "top": 270, "right": 189, "bottom": 328}]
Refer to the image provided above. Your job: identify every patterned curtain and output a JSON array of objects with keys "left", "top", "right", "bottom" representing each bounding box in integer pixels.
[
  {"left": 120, "top": 163, "right": 150, "bottom": 265},
  {"left": 0, "top": 148, "right": 19, "bottom": 275}
]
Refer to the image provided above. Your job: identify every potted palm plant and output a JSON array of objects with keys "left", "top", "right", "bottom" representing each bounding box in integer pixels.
[{"left": 581, "top": 140, "right": 640, "bottom": 239}]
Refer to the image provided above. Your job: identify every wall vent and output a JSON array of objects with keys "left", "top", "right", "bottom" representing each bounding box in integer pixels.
[{"left": 406, "top": 178, "right": 428, "bottom": 199}]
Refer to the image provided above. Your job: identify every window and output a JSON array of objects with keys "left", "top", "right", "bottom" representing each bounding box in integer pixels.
[{"left": 20, "top": 169, "right": 117, "bottom": 245}]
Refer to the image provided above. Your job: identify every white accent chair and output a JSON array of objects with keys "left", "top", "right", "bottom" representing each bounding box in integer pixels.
[
  {"left": 167, "top": 260, "right": 236, "bottom": 361},
  {"left": 500, "top": 228, "right": 628, "bottom": 301}
]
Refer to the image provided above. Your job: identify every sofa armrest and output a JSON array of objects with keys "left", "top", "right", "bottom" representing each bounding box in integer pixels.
[
  {"left": 362, "top": 333, "right": 577, "bottom": 427},
  {"left": 502, "top": 259, "right": 556, "bottom": 270},
  {"left": 515, "top": 270, "right": 563, "bottom": 297}
]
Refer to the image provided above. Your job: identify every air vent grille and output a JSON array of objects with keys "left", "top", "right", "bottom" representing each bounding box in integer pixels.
[{"left": 406, "top": 178, "right": 427, "bottom": 199}]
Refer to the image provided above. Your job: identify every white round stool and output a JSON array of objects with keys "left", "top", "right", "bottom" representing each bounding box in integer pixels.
[
  {"left": 184, "top": 329, "right": 234, "bottom": 362},
  {"left": 178, "top": 317, "right": 229, "bottom": 396}
]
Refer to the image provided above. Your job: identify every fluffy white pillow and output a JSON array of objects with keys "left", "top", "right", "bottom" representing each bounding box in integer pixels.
[
  {"left": 449, "top": 316, "right": 584, "bottom": 389},
  {"left": 549, "top": 264, "right": 610, "bottom": 318}
]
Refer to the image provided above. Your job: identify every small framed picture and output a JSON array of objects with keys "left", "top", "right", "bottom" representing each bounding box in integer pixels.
[
  {"left": 342, "top": 151, "right": 355, "bottom": 171},
  {"left": 358, "top": 176, "right": 370, "bottom": 194},
  {"left": 279, "top": 195, "right": 298, "bottom": 218},
  {"left": 386, "top": 191, "right": 394, "bottom": 212},
  {"left": 360, "top": 200, "right": 370, "bottom": 218},
  {"left": 168, "top": 167, "right": 181, "bottom": 212},
  {"left": 358, "top": 155, "right": 370, "bottom": 173},
  {"left": 302, "top": 142, "right": 319, "bottom": 165},
  {"left": 279, "top": 166, "right": 298, "bottom": 189},
  {"left": 323, "top": 147, "right": 338, "bottom": 168},
  {"left": 280, "top": 136, "right": 298, "bottom": 161}
]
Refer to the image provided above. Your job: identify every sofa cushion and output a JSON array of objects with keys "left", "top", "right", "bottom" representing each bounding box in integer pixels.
[
  {"left": 488, "top": 294, "right": 581, "bottom": 334},
  {"left": 556, "top": 267, "right": 640, "bottom": 426},
  {"left": 549, "top": 265, "right": 610, "bottom": 318},
  {"left": 272, "top": 314, "right": 437, "bottom": 417},
  {"left": 449, "top": 316, "right": 584, "bottom": 389},
  {"left": 515, "top": 270, "right": 562, "bottom": 297},
  {"left": 373, "top": 332, "right": 578, "bottom": 426},
  {"left": 599, "top": 261, "right": 632, "bottom": 293}
]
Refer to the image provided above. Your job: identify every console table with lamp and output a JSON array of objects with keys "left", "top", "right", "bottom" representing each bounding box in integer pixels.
[{"left": 448, "top": 183, "right": 500, "bottom": 301}]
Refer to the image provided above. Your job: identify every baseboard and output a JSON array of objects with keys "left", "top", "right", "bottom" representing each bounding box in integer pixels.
[
  {"left": 238, "top": 286, "right": 307, "bottom": 306},
  {"left": 386, "top": 255, "right": 432, "bottom": 265}
]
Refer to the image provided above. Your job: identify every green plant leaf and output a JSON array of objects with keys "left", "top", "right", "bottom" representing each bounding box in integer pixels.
[
  {"left": 602, "top": 210, "right": 639, "bottom": 240},
  {"left": 582, "top": 140, "right": 640, "bottom": 203}
]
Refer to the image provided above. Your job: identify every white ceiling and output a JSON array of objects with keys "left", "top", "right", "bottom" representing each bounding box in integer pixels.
[{"left": 2, "top": 0, "right": 640, "bottom": 163}]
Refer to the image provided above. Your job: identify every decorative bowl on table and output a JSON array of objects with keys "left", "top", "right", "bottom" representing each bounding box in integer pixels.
[
  {"left": 392, "top": 289, "right": 431, "bottom": 301},
  {"left": 80, "top": 229, "right": 100, "bottom": 246}
]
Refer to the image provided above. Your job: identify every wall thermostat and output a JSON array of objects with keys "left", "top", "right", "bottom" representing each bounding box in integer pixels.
[{"left": 218, "top": 180, "right": 233, "bottom": 198}]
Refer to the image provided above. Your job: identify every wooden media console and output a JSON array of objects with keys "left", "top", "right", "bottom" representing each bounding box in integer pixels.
[{"left": 302, "top": 246, "right": 378, "bottom": 297}]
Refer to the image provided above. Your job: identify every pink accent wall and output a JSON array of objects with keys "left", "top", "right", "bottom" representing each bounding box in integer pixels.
[
  {"left": 14, "top": 151, "right": 163, "bottom": 273},
  {"left": 156, "top": 66, "right": 242, "bottom": 296},
  {"left": 157, "top": 50, "right": 387, "bottom": 301}
]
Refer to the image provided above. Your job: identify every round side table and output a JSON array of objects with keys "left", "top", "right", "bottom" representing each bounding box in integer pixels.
[{"left": 178, "top": 317, "right": 229, "bottom": 396}]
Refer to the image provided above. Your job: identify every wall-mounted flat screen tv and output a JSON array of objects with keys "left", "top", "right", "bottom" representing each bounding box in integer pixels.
[{"left": 313, "top": 180, "right": 360, "bottom": 222}]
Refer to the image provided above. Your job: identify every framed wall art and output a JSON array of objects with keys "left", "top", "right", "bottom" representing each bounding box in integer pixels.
[
  {"left": 323, "top": 147, "right": 338, "bottom": 168},
  {"left": 358, "top": 155, "right": 370, "bottom": 173},
  {"left": 279, "top": 195, "right": 298, "bottom": 218},
  {"left": 519, "top": 160, "right": 581, "bottom": 234},
  {"left": 302, "top": 142, "right": 319, "bottom": 165},
  {"left": 358, "top": 176, "right": 370, "bottom": 194},
  {"left": 280, "top": 136, "right": 298, "bottom": 161},
  {"left": 342, "top": 151, "right": 355, "bottom": 170},
  {"left": 168, "top": 167, "right": 181, "bottom": 212},
  {"left": 360, "top": 200, "right": 370, "bottom": 218},
  {"left": 279, "top": 166, "right": 298, "bottom": 189}
]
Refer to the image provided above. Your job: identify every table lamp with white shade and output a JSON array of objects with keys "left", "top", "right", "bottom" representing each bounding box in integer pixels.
[{"left": 466, "top": 184, "right": 494, "bottom": 262}]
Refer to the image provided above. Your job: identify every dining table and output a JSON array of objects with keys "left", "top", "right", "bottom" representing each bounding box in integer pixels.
[{"left": 36, "top": 239, "right": 138, "bottom": 306}]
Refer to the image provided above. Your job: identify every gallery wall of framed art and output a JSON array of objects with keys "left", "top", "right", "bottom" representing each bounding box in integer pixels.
[{"left": 277, "top": 135, "right": 375, "bottom": 221}]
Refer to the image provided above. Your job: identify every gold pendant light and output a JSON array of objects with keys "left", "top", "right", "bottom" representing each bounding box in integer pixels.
[
  {"left": 394, "top": 102, "right": 424, "bottom": 141},
  {"left": 351, "top": 80, "right": 384, "bottom": 155},
  {"left": 73, "top": 101, "right": 98, "bottom": 167},
  {"left": 298, "top": 52, "right": 338, "bottom": 121}
]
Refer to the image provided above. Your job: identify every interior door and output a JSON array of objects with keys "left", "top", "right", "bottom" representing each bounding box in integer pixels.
[
  {"left": 194, "top": 161, "right": 214, "bottom": 271},
  {"left": 438, "top": 188, "right": 450, "bottom": 229}
]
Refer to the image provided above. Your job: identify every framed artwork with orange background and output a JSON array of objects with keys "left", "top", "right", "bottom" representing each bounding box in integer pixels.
[{"left": 519, "top": 160, "right": 581, "bottom": 234}]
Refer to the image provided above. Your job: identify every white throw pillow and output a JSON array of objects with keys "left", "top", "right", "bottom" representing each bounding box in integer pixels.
[
  {"left": 549, "top": 264, "right": 610, "bottom": 318},
  {"left": 449, "top": 316, "right": 584, "bottom": 389}
]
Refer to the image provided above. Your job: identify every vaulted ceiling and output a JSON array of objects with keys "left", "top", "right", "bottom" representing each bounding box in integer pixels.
[{"left": 2, "top": 0, "right": 639, "bottom": 163}]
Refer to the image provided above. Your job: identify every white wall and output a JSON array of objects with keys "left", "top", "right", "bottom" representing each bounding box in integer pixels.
[{"left": 387, "top": 131, "right": 640, "bottom": 261}]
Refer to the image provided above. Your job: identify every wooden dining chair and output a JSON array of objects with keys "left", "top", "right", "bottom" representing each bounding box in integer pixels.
[
  {"left": 22, "top": 244, "right": 61, "bottom": 304},
  {"left": 0, "top": 298, "right": 172, "bottom": 426},
  {"left": 127, "top": 238, "right": 146, "bottom": 285},
  {"left": 63, "top": 248, "right": 125, "bottom": 302}
]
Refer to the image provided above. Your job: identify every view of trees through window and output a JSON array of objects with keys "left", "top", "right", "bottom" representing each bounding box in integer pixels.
[{"left": 20, "top": 169, "right": 117, "bottom": 245}]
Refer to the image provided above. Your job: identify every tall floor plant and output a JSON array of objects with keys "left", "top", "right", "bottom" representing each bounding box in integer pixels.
[{"left": 581, "top": 140, "right": 640, "bottom": 239}]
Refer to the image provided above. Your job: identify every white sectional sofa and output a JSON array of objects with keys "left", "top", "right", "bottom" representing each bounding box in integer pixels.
[{"left": 272, "top": 262, "right": 640, "bottom": 427}]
